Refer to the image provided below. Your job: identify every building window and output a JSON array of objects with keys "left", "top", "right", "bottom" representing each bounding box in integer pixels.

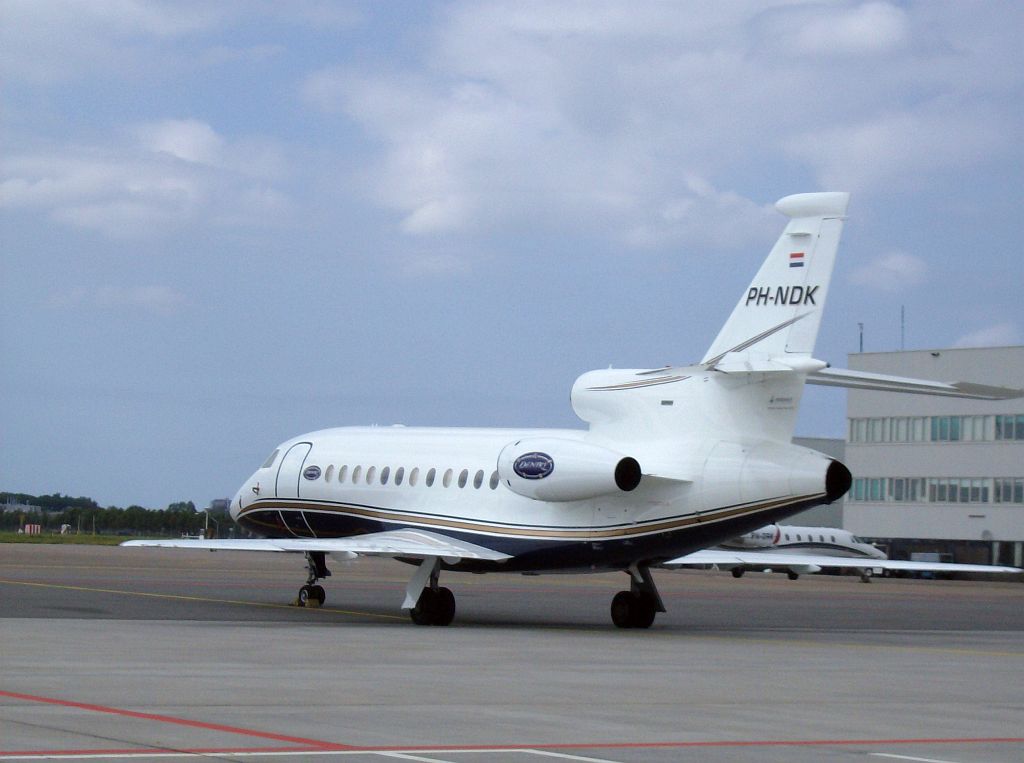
[{"left": 996, "top": 414, "right": 1024, "bottom": 440}]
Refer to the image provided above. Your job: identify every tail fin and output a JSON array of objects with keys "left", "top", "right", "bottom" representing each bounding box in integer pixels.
[{"left": 701, "top": 192, "right": 849, "bottom": 368}]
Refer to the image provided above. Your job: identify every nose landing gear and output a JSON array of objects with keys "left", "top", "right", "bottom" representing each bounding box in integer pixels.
[{"left": 294, "top": 551, "right": 330, "bottom": 607}]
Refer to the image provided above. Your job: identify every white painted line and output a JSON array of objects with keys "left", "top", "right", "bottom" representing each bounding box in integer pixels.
[
  {"left": 376, "top": 753, "right": 457, "bottom": 763},
  {"left": 0, "top": 750, "right": 622, "bottom": 762},
  {"left": 869, "top": 753, "right": 965, "bottom": 763},
  {"left": 521, "top": 750, "right": 623, "bottom": 763}
]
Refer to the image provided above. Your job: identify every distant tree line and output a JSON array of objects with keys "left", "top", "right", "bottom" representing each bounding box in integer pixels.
[{"left": 0, "top": 492, "right": 230, "bottom": 536}]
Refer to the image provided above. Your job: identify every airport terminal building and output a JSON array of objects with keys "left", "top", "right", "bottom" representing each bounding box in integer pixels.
[{"left": 841, "top": 346, "right": 1024, "bottom": 567}]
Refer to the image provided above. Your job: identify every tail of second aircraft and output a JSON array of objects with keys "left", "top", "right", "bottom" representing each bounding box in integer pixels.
[{"left": 701, "top": 192, "right": 849, "bottom": 370}]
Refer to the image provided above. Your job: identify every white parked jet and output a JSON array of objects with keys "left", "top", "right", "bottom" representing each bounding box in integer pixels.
[
  {"left": 125, "top": 192, "right": 1022, "bottom": 628},
  {"left": 708, "top": 523, "right": 886, "bottom": 580}
]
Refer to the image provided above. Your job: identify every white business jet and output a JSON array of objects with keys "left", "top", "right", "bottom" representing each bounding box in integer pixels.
[
  {"left": 125, "top": 192, "right": 1022, "bottom": 628},
  {"left": 694, "top": 523, "right": 891, "bottom": 581}
]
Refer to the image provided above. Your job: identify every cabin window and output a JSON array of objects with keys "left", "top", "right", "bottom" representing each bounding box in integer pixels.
[
  {"left": 262, "top": 449, "right": 279, "bottom": 469},
  {"left": 325, "top": 464, "right": 335, "bottom": 482},
  {"left": 426, "top": 468, "right": 436, "bottom": 487},
  {"left": 443, "top": 469, "right": 453, "bottom": 488},
  {"left": 380, "top": 466, "right": 390, "bottom": 485},
  {"left": 409, "top": 467, "right": 420, "bottom": 486},
  {"left": 366, "top": 466, "right": 377, "bottom": 484},
  {"left": 785, "top": 533, "right": 790, "bottom": 541},
  {"left": 352, "top": 465, "right": 362, "bottom": 483},
  {"left": 457, "top": 469, "right": 469, "bottom": 488},
  {"left": 489, "top": 470, "right": 499, "bottom": 489},
  {"left": 473, "top": 469, "right": 484, "bottom": 489},
  {"left": 395, "top": 467, "right": 405, "bottom": 486},
  {"left": 338, "top": 465, "right": 348, "bottom": 483}
]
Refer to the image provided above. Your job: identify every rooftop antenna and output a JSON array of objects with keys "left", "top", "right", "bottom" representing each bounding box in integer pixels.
[
  {"left": 858, "top": 322, "right": 864, "bottom": 353},
  {"left": 900, "top": 305, "right": 905, "bottom": 351}
]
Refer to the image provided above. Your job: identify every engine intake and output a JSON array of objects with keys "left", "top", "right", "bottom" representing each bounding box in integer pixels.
[{"left": 497, "top": 437, "right": 641, "bottom": 502}]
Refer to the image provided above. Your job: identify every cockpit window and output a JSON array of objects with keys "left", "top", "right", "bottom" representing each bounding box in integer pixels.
[{"left": 261, "top": 449, "right": 280, "bottom": 469}]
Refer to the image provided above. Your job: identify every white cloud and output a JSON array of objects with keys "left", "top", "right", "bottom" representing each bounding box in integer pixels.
[
  {"left": 760, "top": 1, "right": 909, "bottom": 57},
  {"left": 849, "top": 251, "right": 927, "bottom": 292},
  {"left": 46, "top": 285, "right": 188, "bottom": 314},
  {"left": 953, "top": 322, "right": 1020, "bottom": 349},
  {"left": 134, "top": 120, "right": 225, "bottom": 165},
  {"left": 1, "top": 120, "right": 291, "bottom": 238},
  {"left": 303, "top": 1, "right": 1020, "bottom": 250},
  {"left": 784, "top": 108, "right": 1007, "bottom": 192}
]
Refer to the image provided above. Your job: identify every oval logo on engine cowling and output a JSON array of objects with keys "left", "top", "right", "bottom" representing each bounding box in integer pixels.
[
  {"left": 513, "top": 452, "right": 554, "bottom": 480},
  {"left": 302, "top": 465, "right": 322, "bottom": 481}
]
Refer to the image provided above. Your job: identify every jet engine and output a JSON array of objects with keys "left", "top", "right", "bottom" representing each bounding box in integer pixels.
[{"left": 497, "top": 437, "right": 641, "bottom": 502}]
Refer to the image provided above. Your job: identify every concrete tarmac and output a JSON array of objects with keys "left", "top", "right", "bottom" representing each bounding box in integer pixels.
[{"left": 1, "top": 543, "right": 1022, "bottom": 762}]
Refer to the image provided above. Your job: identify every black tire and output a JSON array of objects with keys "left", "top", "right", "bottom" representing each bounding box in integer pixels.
[
  {"left": 410, "top": 588, "right": 437, "bottom": 625},
  {"left": 731, "top": 567, "right": 746, "bottom": 578},
  {"left": 787, "top": 570, "right": 800, "bottom": 581},
  {"left": 433, "top": 587, "right": 456, "bottom": 626},
  {"left": 311, "top": 584, "right": 326, "bottom": 605},
  {"left": 610, "top": 590, "right": 635, "bottom": 628},
  {"left": 297, "top": 584, "right": 313, "bottom": 607},
  {"left": 630, "top": 593, "right": 657, "bottom": 629}
]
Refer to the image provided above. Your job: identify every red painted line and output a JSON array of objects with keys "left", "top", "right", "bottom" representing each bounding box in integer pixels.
[{"left": 0, "top": 690, "right": 346, "bottom": 750}]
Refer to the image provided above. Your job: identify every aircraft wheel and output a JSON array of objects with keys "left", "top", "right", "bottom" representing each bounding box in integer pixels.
[
  {"left": 787, "top": 570, "right": 800, "bottom": 581},
  {"left": 630, "top": 593, "right": 657, "bottom": 629},
  {"left": 310, "top": 584, "right": 326, "bottom": 605},
  {"left": 859, "top": 570, "right": 872, "bottom": 583},
  {"left": 433, "top": 587, "right": 456, "bottom": 626},
  {"left": 297, "top": 584, "right": 314, "bottom": 607},
  {"left": 731, "top": 567, "right": 745, "bottom": 578},
  {"left": 610, "top": 591, "right": 656, "bottom": 629},
  {"left": 611, "top": 591, "right": 634, "bottom": 628},
  {"left": 410, "top": 588, "right": 438, "bottom": 625}
]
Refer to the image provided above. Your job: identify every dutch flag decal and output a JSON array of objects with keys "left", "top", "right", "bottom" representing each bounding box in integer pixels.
[{"left": 789, "top": 252, "right": 805, "bottom": 268}]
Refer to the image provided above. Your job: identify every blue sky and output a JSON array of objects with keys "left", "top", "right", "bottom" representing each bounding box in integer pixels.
[{"left": 2, "top": 1, "right": 1022, "bottom": 509}]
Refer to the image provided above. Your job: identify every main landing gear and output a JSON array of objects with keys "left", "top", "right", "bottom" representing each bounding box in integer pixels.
[
  {"left": 610, "top": 563, "right": 666, "bottom": 629},
  {"left": 295, "top": 551, "right": 330, "bottom": 607},
  {"left": 404, "top": 557, "right": 456, "bottom": 626}
]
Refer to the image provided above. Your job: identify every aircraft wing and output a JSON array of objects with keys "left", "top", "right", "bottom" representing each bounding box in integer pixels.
[
  {"left": 122, "top": 529, "right": 511, "bottom": 562},
  {"left": 806, "top": 367, "right": 1024, "bottom": 400},
  {"left": 662, "top": 549, "right": 1022, "bottom": 575}
]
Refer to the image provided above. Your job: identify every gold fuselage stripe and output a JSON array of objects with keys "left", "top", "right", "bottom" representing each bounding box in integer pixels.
[{"left": 237, "top": 492, "right": 824, "bottom": 541}]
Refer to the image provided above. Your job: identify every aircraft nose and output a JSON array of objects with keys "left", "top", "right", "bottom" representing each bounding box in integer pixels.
[{"left": 229, "top": 488, "right": 244, "bottom": 520}]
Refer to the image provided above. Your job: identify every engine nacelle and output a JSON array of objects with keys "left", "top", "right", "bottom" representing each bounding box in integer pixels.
[{"left": 497, "top": 437, "right": 641, "bottom": 502}]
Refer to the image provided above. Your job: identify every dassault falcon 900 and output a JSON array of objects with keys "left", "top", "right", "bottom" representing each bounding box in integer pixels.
[{"left": 125, "top": 192, "right": 1022, "bottom": 628}]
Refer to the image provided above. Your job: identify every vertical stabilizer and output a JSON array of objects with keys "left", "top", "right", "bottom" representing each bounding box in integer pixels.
[{"left": 701, "top": 192, "right": 849, "bottom": 367}]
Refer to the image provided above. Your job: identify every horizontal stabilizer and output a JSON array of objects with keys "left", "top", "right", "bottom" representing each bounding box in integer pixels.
[{"left": 807, "top": 367, "right": 1024, "bottom": 400}]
